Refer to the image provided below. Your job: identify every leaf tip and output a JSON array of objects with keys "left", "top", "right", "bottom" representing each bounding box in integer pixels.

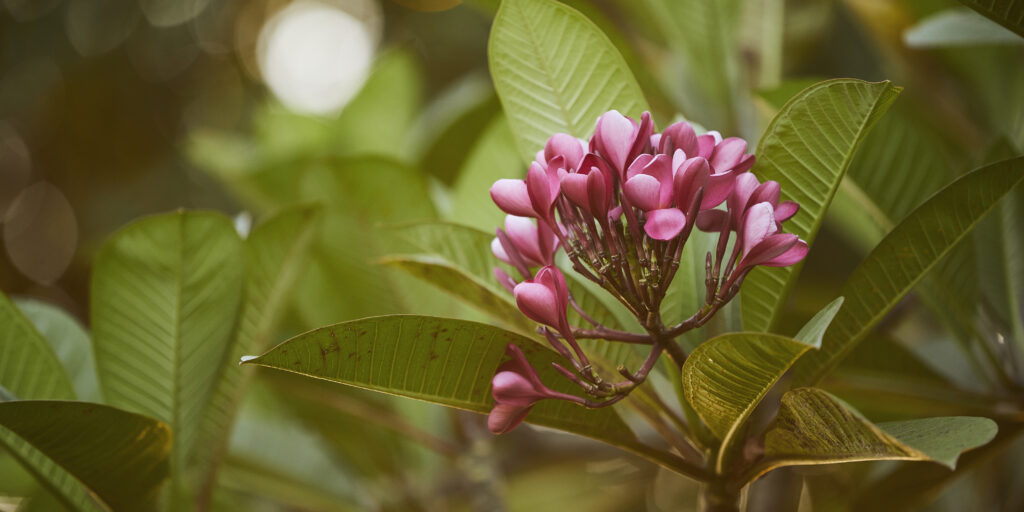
[{"left": 239, "top": 355, "right": 259, "bottom": 366}]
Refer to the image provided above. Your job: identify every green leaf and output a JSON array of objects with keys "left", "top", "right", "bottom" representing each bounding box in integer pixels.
[
  {"left": 641, "top": 0, "right": 743, "bottom": 131},
  {"left": 379, "top": 254, "right": 536, "bottom": 334},
  {"left": 959, "top": 0, "right": 1024, "bottom": 38},
  {"left": 682, "top": 333, "right": 816, "bottom": 473},
  {"left": 488, "top": 0, "right": 649, "bottom": 162},
  {"left": 905, "top": 8, "right": 1024, "bottom": 47},
  {"left": 0, "top": 400, "right": 171, "bottom": 512},
  {"left": 242, "top": 315, "right": 699, "bottom": 474},
  {"left": 243, "top": 315, "right": 630, "bottom": 440},
  {"left": 792, "top": 297, "right": 844, "bottom": 349},
  {"left": 91, "top": 211, "right": 245, "bottom": 487},
  {"left": 191, "top": 206, "right": 321, "bottom": 494},
  {"left": 15, "top": 299, "right": 101, "bottom": 403},
  {"left": 792, "top": 157, "right": 1024, "bottom": 386},
  {"left": 0, "top": 292, "right": 75, "bottom": 401},
  {"left": 740, "top": 79, "right": 901, "bottom": 333},
  {"left": 757, "top": 388, "right": 997, "bottom": 480}
]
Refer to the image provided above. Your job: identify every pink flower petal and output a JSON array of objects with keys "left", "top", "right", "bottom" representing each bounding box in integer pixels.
[
  {"left": 514, "top": 282, "right": 561, "bottom": 328},
  {"left": 674, "top": 157, "right": 710, "bottom": 210},
  {"left": 644, "top": 208, "right": 686, "bottom": 240},
  {"left": 738, "top": 233, "right": 801, "bottom": 270},
  {"left": 742, "top": 202, "right": 777, "bottom": 251},
  {"left": 505, "top": 215, "right": 544, "bottom": 266},
  {"left": 697, "top": 133, "right": 717, "bottom": 159},
  {"left": 762, "top": 238, "right": 808, "bottom": 267},
  {"left": 545, "top": 133, "right": 585, "bottom": 171},
  {"left": 623, "top": 174, "right": 662, "bottom": 211},
  {"left": 491, "top": 237, "right": 511, "bottom": 265},
  {"left": 696, "top": 209, "right": 729, "bottom": 232},
  {"left": 734, "top": 154, "right": 755, "bottom": 173},
  {"left": 490, "top": 179, "right": 535, "bottom": 217},
  {"left": 533, "top": 266, "right": 568, "bottom": 320},
  {"left": 488, "top": 403, "right": 532, "bottom": 434},
  {"left": 526, "top": 163, "right": 555, "bottom": 222},
  {"left": 750, "top": 181, "right": 781, "bottom": 208},
  {"left": 710, "top": 137, "right": 747, "bottom": 171},
  {"left": 587, "top": 168, "right": 610, "bottom": 216},
  {"left": 594, "top": 110, "right": 636, "bottom": 172},
  {"left": 702, "top": 170, "right": 735, "bottom": 208},
  {"left": 775, "top": 201, "right": 799, "bottom": 223},
  {"left": 626, "top": 153, "right": 655, "bottom": 181},
  {"left": 560, "top": 173, "right": 591, "bottom": 214},
  {"left": 494, "top": 267, "right": 516, "bottom": 293},
  {"left": 663, "top": 121, "right": 699, "bottom": 157},
  {"left": 627, "top": 111, "right": 654, "bottom": 162},
  {"left": 491, "top": 371, "right": 544, "bottom": 407}
]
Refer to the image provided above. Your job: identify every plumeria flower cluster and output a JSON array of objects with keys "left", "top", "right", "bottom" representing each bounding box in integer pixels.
[{"left": 487, "top": 110, "right": 808, "bottom": 433}]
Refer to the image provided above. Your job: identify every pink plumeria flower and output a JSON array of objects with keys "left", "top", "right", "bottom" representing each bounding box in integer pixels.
[
  {"left": 697, "top": 173, "right": 799, "bottom": 233},
  {"left": 491, "top": 215, "right": 559, "bottom": 268},
  {"left": 734, "top": 202, "right": 808, "bottom": 273},
  {"left": 488, "top": 344, "right": 580, "bottom": 434},
  {"left": 513, "top": 265, "right": 571, "bottom": 337},
  {"left": 490, "top": 178, "right": 535, "bottom": 218},
  {"left": 623, "top": 154, "right": 687, "bottom": 240},
  {"left": 560, "top": 154, "right": 615, "bottom": 218},
  {"left": 541, "top": 133, "right": 586, "bottom": 173},
  {"left": 591, "top": 110, "right": 653, "bottom": 177}
]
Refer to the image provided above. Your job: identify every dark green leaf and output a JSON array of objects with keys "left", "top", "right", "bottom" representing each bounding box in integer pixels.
[
  {"left": 740, "top": 79, "right": 901, "bottom": 333},
  {"left": 0, "top": 401, "right": 171, "bottom": 512},
  {"left": 959, "top": 0, "right": 1024, "bottom": 38},
  {"left": 792, "top": 157, "right": 1024, "bottom": 385}
]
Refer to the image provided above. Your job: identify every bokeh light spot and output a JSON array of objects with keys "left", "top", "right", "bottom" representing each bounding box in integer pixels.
[
  {"left": 257, "top": 0, "right": 378, "bottom": 116},
  {"left": 3, "top": 182, "right": 78, "bottom": 285}
]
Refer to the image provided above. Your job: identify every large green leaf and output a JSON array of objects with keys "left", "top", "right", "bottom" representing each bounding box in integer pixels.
[
  {"left": 959, "top": 0, "right": 1024, "bottom": 38},
  {"left": 641, "top": 0, "right": 743, "bottom": 131},
  {"left": 91, "top": 211, "right": 245, "bottom": 488},
  {"left": 756, "top": 388, "right": 996, "bottom": 481},
  {"left": 15, "top": 299, "right": 101, "bottom": 403},
  {"left": 0, "top": 400, "right": 171, "bottom": 512},
  {"left": 488, "top": 0, "right": 649, "bottom": 162},
  {"left": 0, "top": 292, "right": 74, "bottom": 401},
  {"left": 792, "top": 157, "right": 1024, "bottom": 385},
  {"left": 740, "top": 79, "right": 901, "bottom": 333},
  {"left": 242, "top": 316, "right": 692, "bottom": 475},
  {"left": 191, "top": 206, "right": 321, "bottom": 496},
  {"left": 242, "top": 315, "right": 626, "bottom": 439},
  {"left": 682, "top": 333, "right": 815, "bottom": 473}
]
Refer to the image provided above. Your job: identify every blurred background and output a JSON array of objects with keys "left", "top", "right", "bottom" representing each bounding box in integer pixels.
[{"left": 1, "top": 0, "right": 1023, "bottom": 510}]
